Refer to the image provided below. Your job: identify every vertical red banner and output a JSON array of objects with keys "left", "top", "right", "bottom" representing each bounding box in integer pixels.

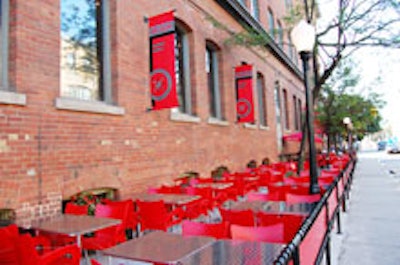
[
  {"left": 149, "top": 11, "right": 179, "bottom": 110},
  {"left": 235, "top": 65, "right": 255, "bottom": 123}
]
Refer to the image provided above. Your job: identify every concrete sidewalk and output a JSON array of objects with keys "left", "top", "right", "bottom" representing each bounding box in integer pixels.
[{"left": 329, "top": 151, "right": 400, "bottom": 265}]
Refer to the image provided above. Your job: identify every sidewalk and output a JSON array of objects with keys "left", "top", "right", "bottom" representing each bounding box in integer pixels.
[{"left": 329, "top": 151, "right": 400, "bottom": 265}]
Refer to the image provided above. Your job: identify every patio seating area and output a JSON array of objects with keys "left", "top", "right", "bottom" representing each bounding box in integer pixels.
[{"left": 0, "top": 152, "right": 356, "bottom": 265}]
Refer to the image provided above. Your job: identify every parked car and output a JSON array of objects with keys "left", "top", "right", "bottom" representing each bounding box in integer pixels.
[
  {"left": 388, "top": 145, "right": 400, "bottom": 154},
  {"left": 377, "top": 141, "right": 387, "bottom": 151}
]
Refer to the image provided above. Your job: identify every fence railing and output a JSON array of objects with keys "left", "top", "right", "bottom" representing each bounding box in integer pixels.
[{"left": 274, "top": 158, "right": 357, "bottom": 265}]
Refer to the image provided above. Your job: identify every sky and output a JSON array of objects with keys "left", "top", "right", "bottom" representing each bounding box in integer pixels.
[{"left": 317, "top": 0, "right": 400, "bottom": 139}]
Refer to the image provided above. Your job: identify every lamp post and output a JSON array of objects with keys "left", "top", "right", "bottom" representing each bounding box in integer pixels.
[
  {"left": 343, "top": 117, "right": 353, "bottom": 152},
  {"left": 291, "top": 20, "right": 319, "bottom": 194}
]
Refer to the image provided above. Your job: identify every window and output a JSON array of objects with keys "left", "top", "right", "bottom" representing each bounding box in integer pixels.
[
  {"left": 298, "top": 98, "right": 302, "bottom": 128},
  {"left": 175, "top": 23, "right": 193, "bottom": 115},
  {"left": 238, "top": 0, "right": 248, "bottom": 8},
  {"left": 285, "top": 0, "right": 293, "bottom": 11},
  {"left": 288, "top": 33, "right": 294, "bottom": 60},
  {"left": 0, "top": 0, "right": 9, "bottom": 90},
  {"left": 60, "top": 0, "right": 111, "bottom": 102},
  {"left": 277, "top": 21, "right": 283, "bottom": 48},
  {"left": 250, "top": 0, "right": 260, "bottom": 20},
  {"left": 267, "top": 9, "right": 275, "bottom": 39},
  {"left": 293, "top": 95, "right": 299, "bottom": 130},
  {"left": 206, "top": 42, "right": 222, "bottom": 119},
  {"left": 256, "top": 73, "right": 267, "bottom": 127},
  {"left": 283, "top": 89, "right": 289, "bottom": 130}
]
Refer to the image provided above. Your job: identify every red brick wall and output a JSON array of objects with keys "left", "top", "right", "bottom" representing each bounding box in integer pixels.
[{"left": 0, "top": 0, "right": 304, "bottom": 223}]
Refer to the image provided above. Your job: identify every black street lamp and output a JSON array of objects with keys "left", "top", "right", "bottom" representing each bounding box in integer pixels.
[{"left": 291, "top": 20, "right": 320, "bottom": 194}]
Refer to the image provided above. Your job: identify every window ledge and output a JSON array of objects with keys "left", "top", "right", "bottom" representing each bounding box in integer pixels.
[
  {"left": 259, "top": 125, "right": 269, "bottom": 131},
  {"left": 55, "top": 97, "right": 125, "bottom": 115},
  {"left": 0, "top": 91, "right": 26, "bottom": 106},
  {"left": 244, "top": 123, "right": 257, "bottom": 130},
  {"left": 207, "top": 117, "right": 229, "bottom": 126},
  {"left": 170, "top": 111, "right": 201, "bottom": 123}
]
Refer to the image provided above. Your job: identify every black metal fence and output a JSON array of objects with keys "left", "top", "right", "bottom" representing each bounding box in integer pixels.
[{"left": 274, "top": 158, "right": 357, "bottom": 265}]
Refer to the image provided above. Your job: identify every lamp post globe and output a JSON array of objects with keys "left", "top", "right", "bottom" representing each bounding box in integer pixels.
[{"left": 291, "top": 20, "right": 319, "bottom": 194}]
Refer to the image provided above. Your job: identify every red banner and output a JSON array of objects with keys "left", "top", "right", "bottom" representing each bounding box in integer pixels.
[
  {"left": 235, "top": 65, "right": 255, "bottom": 123},
  {"left": 149, "top": 11, "right": 179, "bottom": 110}
]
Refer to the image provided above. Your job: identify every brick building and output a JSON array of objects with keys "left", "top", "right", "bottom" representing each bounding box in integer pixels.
[{"left": 0, "top": 0, "right": 305, "bottom": 222}]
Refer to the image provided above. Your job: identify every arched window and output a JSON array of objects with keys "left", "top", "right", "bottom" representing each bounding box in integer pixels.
[{"left": 206, "top": 41, "right": 222, "bottom": 119}]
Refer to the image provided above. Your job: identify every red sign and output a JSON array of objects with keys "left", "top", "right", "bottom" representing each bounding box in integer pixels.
[
  {"left": 235, "top": 65, "right": 255, "bottom": 123},
  {"left": 149, "top": 11, "right": 179, "bottom": 110}
]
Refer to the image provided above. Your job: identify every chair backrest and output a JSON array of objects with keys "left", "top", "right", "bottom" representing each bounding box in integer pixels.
[
  {"left": 219, "top": 208, "right": 255, "bottom": 226},
  {"left": 230, "top": 223, "right": 285, "bottom": 243},
  {"left": 136, "top": 200, "right": 170, "bottom": 232},
  {"left": 285, "top": 193, "right": 321, "bottom": 204},
  {"left": 256, "top": 212, "right": 305, "bottom": 243},
  {"left": 182, "top": 220, "right": 229, "bottom": 239},
  {"left": 103, "top": 199, "right": 137, "bottom": 230},
  {"left": 64, "top": 203, "right": 89, "bottom": 215},
  {"left": 247, "top": 191, "right": 285, "bottom": 202},
  {"left": 94, "top": 204, "right": 126, "bottom": 243},
  {"left": 0, "top": 224, "right": 22, "bottom": 264},
  {"left": 246, "top": 192, "right": 269, "bottom": 202}
]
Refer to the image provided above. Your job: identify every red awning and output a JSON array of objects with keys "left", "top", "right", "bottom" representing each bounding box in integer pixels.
[{"left": 283, "top": 132, "right": 323, "bottom": 143}]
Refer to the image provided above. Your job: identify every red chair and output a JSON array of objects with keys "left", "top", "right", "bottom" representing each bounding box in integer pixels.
[
  {"left": 102, "top": 199, "right": 138, "bottom": 237},
  {"left": 91, "top": 259, "right": 101, "bottom": 265},
  {"left": 230, "top": 223, "right": 285, "bottom": 243},
  {"left": 246, "top": 191, "right": 285, "bottom": 202},
  {"left": 136, "top": 200, "right": 184, "bottom": 232},
  {"left": 65, "top": 202, "right": 89, "bottom": 215},
  {"left": 182, "top": 220, "right": 230, "bottom": 239},
  {"left": 285, "top": 193, "right": 321, "bottom": 204},
  {"left": 82, "top": 203, "right": 128, "bottom": 251},
  {"left": 219, "top": 208, "right": 255, "bottom": 226},
  {"left": 0, "top": 224, "right": 81, "bottom": 265},
  {"left": 256, "top": 212, "right": 305, "bottom": 243}
]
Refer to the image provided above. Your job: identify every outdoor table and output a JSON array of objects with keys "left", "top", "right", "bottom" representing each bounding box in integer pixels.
[
  {"left": 229, "top": 200, "right": 313, "bottom": 215},
  {"left": 102, "top": 230, "right": 215, "bottom": 264},
  {"left": 177, "top": 239, "right": 285, "bottom": 265},
  {"left": 131, "top": 193, "right": 201, "bottom": 206},
  {"left": 19, "top": 214, "right": 121, "bottom": 248},
  {"left": 195, "top": 182, "right": 233, "bottom": 190}
]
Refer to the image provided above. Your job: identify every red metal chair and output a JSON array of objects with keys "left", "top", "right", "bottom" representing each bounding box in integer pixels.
[
  {"left": 81, "top": 203, "right": 128, "bottom": 251},
  {"left": 91, "top": 259, "right": 101, "bottom": 265},
  {"left": 256, "top": 212, "right": 305, "bottom": 243},
  {"left": 136, "top": 200, "right": 184, "bottom": 232},
  {"left": 102, "top": 199, "right": 138, "bottom": 237},
  {"left": 0, "top": 224, "right": 81, "bottom": 265},
  {"left": 182, "top": 220, "right": 230, "bottom": 239},
  {"left": 65, "top": 202, "right": 89, "bottom": 215},
  {"left": 219, "top": 208, "right": 255, "bottom": 227},
  {"left": 285, "top": 193, "right": 321, "bottom": 204},
  {"left": 230, "top": 223, "right": 285, "bottom": 243},
  {"left": 246, "top": 191, "right": 286, "bottom": 202}
]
